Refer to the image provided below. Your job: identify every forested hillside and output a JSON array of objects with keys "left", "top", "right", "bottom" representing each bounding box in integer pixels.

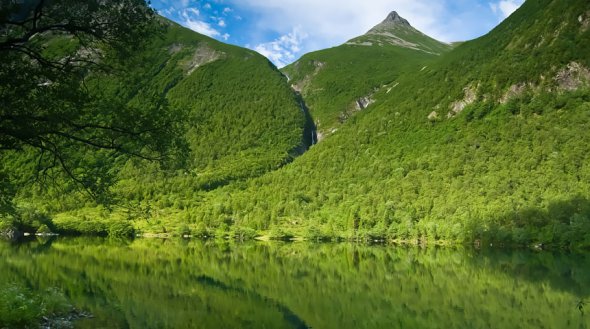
[
  {"left": 2, "top": 0, "right": 589, "bottom": 249},
  {"left": 1, "top": 13, "right": 309, "bottom": 235},
  {"left": 192, "top": 0, "right": 590, "bottom": 248},
  {"left": 282, "top": 11, "right": 452, "bottom": 137}
]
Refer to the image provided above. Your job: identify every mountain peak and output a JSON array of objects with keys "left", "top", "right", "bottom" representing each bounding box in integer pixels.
[
  {"left": 365, "top": 11, "right": 412, "bottom": 35},
  {"left": 347, "top": 10, "right": 450, "bottom": 55},
  {"left": 382, "top": 11, "right": 411, "bottom": 26}
]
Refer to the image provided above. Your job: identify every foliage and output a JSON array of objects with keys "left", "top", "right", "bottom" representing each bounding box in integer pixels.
[
  {"left": 4, "top": 0, "right": 590, "bottom": 248},
  {"left": 0, "top": 283, "right": 71, "bottom": 328},
  {"left": 5, "top": 18, "right": 308, "bottom": 217},
  {"left": 1, "top": 238, "right": 589, "bottom": 328},
  {"left": 107, "top": 220, "right": 135, "bottom": 238},
  {"left": 0, "top": 217, "right": 15, "bottom": 235},
  {"left": 187, "top": 0, "right": 590, "bottom": 249},
  {"left": 36, "top": 223, "right": 52, "bottom": 235},
  {"left": 0, "top": 0, "right": 173, "bottom": 205}
]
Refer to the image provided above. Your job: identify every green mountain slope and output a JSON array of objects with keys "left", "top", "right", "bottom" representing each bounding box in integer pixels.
[
  {"left": 194, "top": 0, "right": 590, "bottom": 248},
  {"left": 282, "top": 11, "right": 452, "bottom": 138},
  {"left": 2, "top": 19, "right": 310, "bottom": 228}
]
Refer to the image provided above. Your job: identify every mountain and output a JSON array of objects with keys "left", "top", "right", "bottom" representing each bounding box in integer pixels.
[
  {"left": 282, "top": 11, "right": 452, "bottom": 139},
  {"left": 195, "top": 0, "right": 590, "bottom": 248},
  {"left": 347, "top": 11, "right": 451, "bottom": 55},
  {"left": 3, "top": 0, "right": 590, "bottom": 249},
  {"left": 2, "top": 18, "right": 311, "bottom": 234}
]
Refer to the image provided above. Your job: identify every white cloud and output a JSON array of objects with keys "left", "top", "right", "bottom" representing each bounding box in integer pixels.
[
  {"left": 181, "top": 8, "right": 221, "bottom": 38},
  {"left": 491, "top": 0, "right": 524, "bottom": 20},
  {"left": 185, "top": 20, "right": 221, "bottom": 37},
  {"left": 253, "top": 27, "right": 308, "bottom": 68},
  {"left": 230, "top": 0, "right": 447, "bottom": 48},
  {"left": 185, "top": 8, "right": 200, "bottom": 16},
  {"left": 228, "top": 0, "right": 525, "bottom": 59},
  {"left": 222, "top": 33, "right": 230, "bottom": 41},
  {"left": 157, "top": 0, "right": 526, "bottom": 66}
]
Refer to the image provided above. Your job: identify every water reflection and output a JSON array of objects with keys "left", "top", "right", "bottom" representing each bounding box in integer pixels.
[{"left": 0, "top": 238, "right": 588, "bottom": 329}]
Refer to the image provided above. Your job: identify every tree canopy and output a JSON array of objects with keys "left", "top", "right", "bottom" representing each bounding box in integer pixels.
[{"left": 0, "top": 0, "right": 170, "bottom": 206}]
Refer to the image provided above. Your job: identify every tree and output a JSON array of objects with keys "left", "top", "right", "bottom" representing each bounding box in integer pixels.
[{"left": 0, "top": 0, "right": 173, "bottom": 208}]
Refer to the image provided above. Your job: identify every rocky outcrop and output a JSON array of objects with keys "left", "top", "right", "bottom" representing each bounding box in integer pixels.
[
  {"left": 554, "top": 61, "right": 590, "bottom": 91},
  {"left": 0, "top": 227, "right": 23, "bottom": 240},
  {"left": 368, "top": 11, "right": 412, "bottom": 32},
  {"left": 184, "top": 44, "right": 223, "bottom": 75},
  {"left": 428, "top": 111, "right": 439, "bottom": 121},
  {"left": 500, "top": 83, "right": 528, "bottom": 104},
  {"left": 355, "top": 96, "right": 375, "bottom": 110},
  {"left": 291, "top": 60, "right": 325, "bottom": 93},
  {"left": 448, "top": 84, "right": 478, "bottom": 118}
]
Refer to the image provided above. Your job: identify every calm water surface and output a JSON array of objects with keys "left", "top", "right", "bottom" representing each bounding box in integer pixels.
[{"left": 0, "top": 237, "right": 589, "bottom": 329}]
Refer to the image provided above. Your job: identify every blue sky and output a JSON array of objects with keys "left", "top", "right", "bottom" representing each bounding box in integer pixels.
[{"left": 151, "top": 0, "right": 524, "bottom": 67}]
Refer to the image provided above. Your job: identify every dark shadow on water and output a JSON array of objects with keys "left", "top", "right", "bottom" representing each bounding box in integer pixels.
[
  {"left": 461, "top": 196, "right": 590, "bottom": 303},
  {"left": 195, "top": 274, "right": 309, "bottom": 329}
]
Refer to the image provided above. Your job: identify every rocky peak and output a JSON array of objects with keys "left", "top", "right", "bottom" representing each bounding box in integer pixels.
[
  {"left": 382, "top": 11, "right": 411, "bottom": 27},
  {"left": 347, "top": 10, "right": 450, "bottom": 55},
  {"left": 365, "top": 11, "right": 412, "bottom": 35}
]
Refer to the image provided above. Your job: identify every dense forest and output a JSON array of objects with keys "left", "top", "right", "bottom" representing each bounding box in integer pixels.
[{"left": 1, "top": 0, "right": 589, "bottom": 249}]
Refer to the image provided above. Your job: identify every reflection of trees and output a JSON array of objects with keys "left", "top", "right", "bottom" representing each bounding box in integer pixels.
[{"left": 0, "top": 239, "right": 588, "bottom": 328}]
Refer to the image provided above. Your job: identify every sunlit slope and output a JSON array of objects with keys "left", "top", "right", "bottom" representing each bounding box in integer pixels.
[
  {"left": 282, "top": 11, "right": 452, "bottom": 137},
  {"left": 197, "top": 0, "right": 590, "bottom": 248}
]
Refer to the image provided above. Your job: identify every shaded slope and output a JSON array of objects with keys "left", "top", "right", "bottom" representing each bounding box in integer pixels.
[{"left": 5, "top": 19, "right": 309, "bottom": 217}]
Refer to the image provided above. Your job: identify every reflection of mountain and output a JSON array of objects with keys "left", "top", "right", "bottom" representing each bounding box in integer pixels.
[{"left": 0, "top": 238, "right": 588, "bottom": 328}]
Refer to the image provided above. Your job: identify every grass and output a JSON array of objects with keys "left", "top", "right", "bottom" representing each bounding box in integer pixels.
[{"left": 0, "top": 283, "right": 72, "bottom": 328}]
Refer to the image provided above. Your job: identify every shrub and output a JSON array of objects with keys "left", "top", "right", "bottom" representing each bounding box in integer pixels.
[
  {"left": 176, "top": 224, "right": 191, "bottom": 237},
  {"left": 230, "top": 226, "right": 257, "bottom": 241},
  {"left": 269, "top": 227, "right": 295, "bottom": 241},
  {"left": 0, "top": 284, "right": 72, "bottom": 328},
  {"left": 193, "top": 222, "right": 211, "bottom": 238},
  {"left": 107, "top": 221, "right": 135, "bottom": 238},
  {"left": 36, "top": 224, "right": 53, "bottom": 235}
]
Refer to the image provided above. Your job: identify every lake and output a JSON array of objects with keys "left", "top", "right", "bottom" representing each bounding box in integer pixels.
[{"left": 0, "top": 237, "right": 588, "bottom": 328}]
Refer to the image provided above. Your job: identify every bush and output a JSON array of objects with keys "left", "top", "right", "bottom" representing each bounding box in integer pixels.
[
  {"left": 176, "top": 224, "right": 191, "bottom": 237},
  {"left": 36, "top": 224, "right": 53, "bottom": 235},
  {"left": 230, "top": 226, "right": 257, "bottom": 241},
  {"left": 303, "top": 225, "right": 323, "bottom": 242},
  {"left": 0, "top": 217, "right": 18, "bottom": 238},
  {"left": 269, "top": 227, "right": 295, "bottom": 241},
  {"left": 214, "top": 223, "right": 229, "bottom": 239},
  {"left": 52, "top": 215, "right": 108, "bottom": 236},
  {"left": 0, "top": 218, "right": 15, "bottom": 232},
  {"left": 0, "top": 284, "right": 72, "bottom": 328},
  {"left": 107, "top": 221, "right": 135, "bottom": 238},
  {"left": 193, "top": 222, "right": 211, "bottom": 238}
]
